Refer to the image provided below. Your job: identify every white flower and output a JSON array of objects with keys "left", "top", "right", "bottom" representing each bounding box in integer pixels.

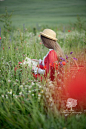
[
  {"left": 29, "top": 86, "right": 32, "bottom": 89},
  {"left": 8, "top": 79, "right": 11, "bottom": 83},
  {"left": 29, "top": 90, "right": 31, "bottom": 93},
  {"left": 20, "top": 85, "right": 23, "bottom": 88},
  {"left": 13, "top": 94, "right": 18, "bottom": 98},
  {"left": 19, "top": 92, "right": 22, "bottom": 95},
  {"left": 25, "top": 85, "right": 28, "bottom": 88},
  {"left": 22, "top": 83, "right": 25, "bottom": 86},
  {"left": 49, "top": 97, "right": 53, "bottom": 102},
  {"left": 8, "top": 89, "right": 12, "bottom": 94},
  {"left": 6, "top": 95, "right": 8, "bottom": 99},
  {"left": 13, "top": 82, "right": 17, "bottom": 86},
  {"left": 40, "top": 90, "right": 43, "bottom": 93},
  {"left": 1, "top": 94, "right": 4, "bottom": 98},
  {"left": 16, "top": 79, "right": 18, "bottom": 82},
  {"left": 38, "top": 93, "right": 41, "bottom": 97},
  {"left": 38, "top": 97, "right": 41, "bottom": 100},
  {"left": 31, "top": 82, "right": 35, "bottom": 86},
  {"left": 46, "top": 95, "right": 49, "bottom": 98},
  {"left": 32, "top": 94, "right": 34, "bottom": 96}
]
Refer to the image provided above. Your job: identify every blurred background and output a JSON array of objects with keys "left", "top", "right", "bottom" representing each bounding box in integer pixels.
[{"left": 0, "top": 0, "right": 86, "bottom": 28}]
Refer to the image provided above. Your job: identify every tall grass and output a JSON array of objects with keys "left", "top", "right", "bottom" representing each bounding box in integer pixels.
[{"left": 0, "top": 25, "right": 86, "bottom": 128}]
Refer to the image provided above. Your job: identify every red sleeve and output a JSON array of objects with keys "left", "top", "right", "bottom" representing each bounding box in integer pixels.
[{"left": 44, "top": 50, "right": 58, "bottom": 80}]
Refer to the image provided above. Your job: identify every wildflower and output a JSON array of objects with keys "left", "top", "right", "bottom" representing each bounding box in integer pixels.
[
  {"left": 40, "top": 42, "right": 42, "bottom": 44},
  {"left": 29, "top": 90, "right": 31, "bottom": 93},
  {"left": 25, "top": 85, "right": 28, "bottom": 88},
  {"left": 29, "top": 86, "right": 32, "bottom": 89},
  {"left": 39, "top": 85, "right": 42, "bottom": 88},
  {"left": 41, "top": 90, "right": 44, "bottom": 93},
  {"left": 8, "top": 89, "right": 12, "bottom": 94},
  {"left": 32, "top": 94, "right": 34, "bottom": 96},
  {"left": 38, "top": 35, "right": 40, "bottom": 37},
  {"left": 60, "top": 57, "right": 65, "bottom": 61},
  {"left": 70, "top": 52, "right": 73, "bottom": 54},
  {"left": 20, "top": 85, "right": 23, "bottom": 88},
  {"left": 62, "top": 61, "right": 66, "bottom": 65},
  {"left": 6, "top": 95, "right": 8, "bottom": 99},
  {"left": 13, "top": 82, "right": 17, "bottom": 86},
  {"left": 65, "top": 55, "right": 68, "bottom": 59},
  {"left": 9, "top": 47, "right": 10, "bottom": 49},
  {"left": 16, "top": 79, "right": 18, "bottom": 82},
  {"left": 0, "top": 37, "right": 1, "bottom": 39},
  {"left": 1, "top": 94, "right": 4, "bottom": 98},
  {"left": 13, "top": 94, "right": 18, "bottom": 98},
  {"left": 38, "top": 93, "right": 41, "bottom": 97},
  {"left": 3, "top": 47, "right": 4, "bottom": 50},
  {"left": 73, "top": 57, "right": 77, "bottom": 60},
  {"left": 31, "top": 82, "right": 34, "bottom": 86},
  {"left": 68, "top": 30, "right": 71, "bottom": 32},
  {"left": 59, "top": 62, "right": 63, "bottom": 65},
  {"left": 38, "top": 97, "right": 41, "bottom": 100},
  {"left": 8, "top": 79, "right": 11, "bottom": 83},
  {"left": 22, "top": 83, "right": 25, "bottom": 86},
  {"left": 43, "top": 65, "right": 46, "bottom": 69},
  {"left": 19, "top": 92, "right": 22, "bottom": 95}
]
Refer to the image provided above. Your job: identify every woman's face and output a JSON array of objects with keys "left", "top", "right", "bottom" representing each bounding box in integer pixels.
[{"left": 41, "top": 38, "right": 48, "bottom": 48}]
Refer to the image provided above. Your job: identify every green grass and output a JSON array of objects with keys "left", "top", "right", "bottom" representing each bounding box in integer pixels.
[
  {"left": 0, "top": 24, "right": 86, "bottom": 128},
  {"left": 0, "top": 0, "right": 86, "bottom": 27},
  {"left": 0, "top": 1, "right": 86, "bottom": 127}
]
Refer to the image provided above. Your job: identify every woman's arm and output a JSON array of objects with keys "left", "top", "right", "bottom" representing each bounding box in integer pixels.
[
  {"left": 32, "top": 67, "right": 45, "bottom": 75},
  {"left": 31, "top": 59, "right": 39, "bottom": 62}
]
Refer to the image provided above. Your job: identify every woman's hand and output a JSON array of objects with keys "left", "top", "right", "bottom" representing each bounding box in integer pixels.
[{"left": 31, "top": 59, "right": 39, "bottom": 62}]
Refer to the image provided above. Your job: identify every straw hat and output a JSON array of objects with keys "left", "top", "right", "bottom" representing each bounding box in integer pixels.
[{"left": 40, "top": 29, "right": 57, "bottom": 41}]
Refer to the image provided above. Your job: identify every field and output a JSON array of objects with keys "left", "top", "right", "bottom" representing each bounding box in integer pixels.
[
  {"left": 0, "top": 0, "right": 86, "bottom": 27},
  {"left": 0, "top": 0, "right": 86, "bottom": 129}
]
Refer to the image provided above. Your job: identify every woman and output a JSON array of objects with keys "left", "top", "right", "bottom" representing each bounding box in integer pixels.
[{"left": 32, "top": 29, "right": 65, "bottom": 82}]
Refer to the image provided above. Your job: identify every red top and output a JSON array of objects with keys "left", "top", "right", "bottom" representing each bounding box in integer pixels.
[
  {"left": 44, "top": 49, "right": 58, "bottom": 80},
  {"left": 33, "top": 49, "right": 58, "bottom": 81}
]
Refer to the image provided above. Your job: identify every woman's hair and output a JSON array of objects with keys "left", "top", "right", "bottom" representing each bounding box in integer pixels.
[{"left": 41, "top": 35, "right": 64, "bottom": 61}]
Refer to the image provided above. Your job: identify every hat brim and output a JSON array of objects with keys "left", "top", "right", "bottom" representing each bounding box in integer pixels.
[{"left": 40, "top": 32, "right": 57, "bottom": 41}]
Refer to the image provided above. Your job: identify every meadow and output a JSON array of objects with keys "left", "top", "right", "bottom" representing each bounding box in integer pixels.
[
  {"left": 0, "top": 0, "right": 86, "bottom": 129},
  {"left": 0, "top": 21, "right": 86, "bottom": 128},
  {"left": 0, "top": 0, "right": 86, "bottom": 27}
]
